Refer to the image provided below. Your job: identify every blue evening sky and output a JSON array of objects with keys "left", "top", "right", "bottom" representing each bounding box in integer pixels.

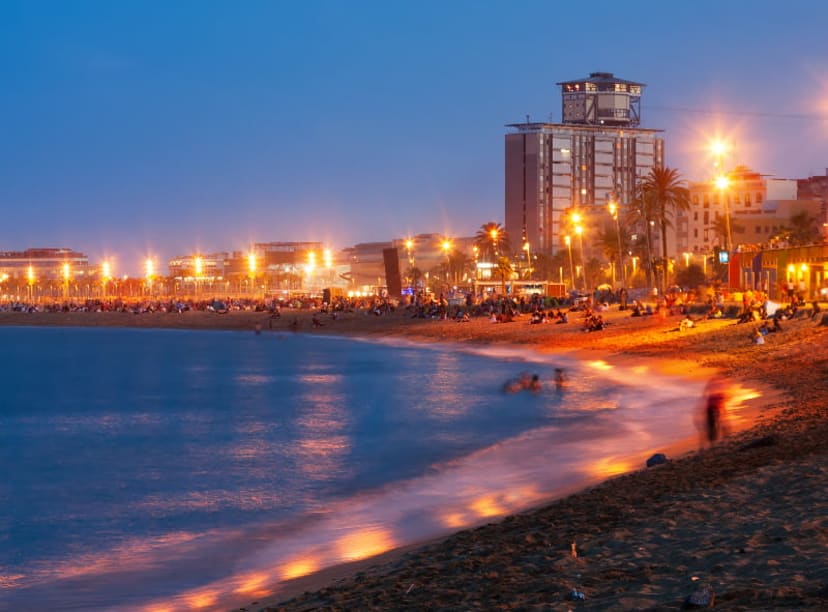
[{"left": 2, "top": 0, "right": 828, "bottom": 274}]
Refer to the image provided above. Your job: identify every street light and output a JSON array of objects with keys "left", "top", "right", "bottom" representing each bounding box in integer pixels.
[
  {"left": 62, "top": 262, "right": 70, "bottom": 300},
  {"left": 574, "top": 224, "right": 585, "bottom": 290},
  {"left": 564, "top": 235, "right": 575, "bottom": 291},
  {"left": 441, "top": 239, "right": 452, "bottom": 286},
  {"left": 248, "top": 252, "right": 257, "bottom": 295},
  {"left": 608, "top": 200, "right": 625, "bottom": 287},
  {"left": 102, "top": 260, "right": 112, "bottom": 299},
  {"left": 405, "top": 239, "right": 414, "bottom": 265},
  {"left": 522, "top": 241, "right": 531, "bottom": 280},
  {"left": 145, "top": 258, "right": 155, "bottom": 296},
  {"left": 715, "top": 174, "right": 733, "bottom": 253},
  {"left": 27, "top": 265, "right": 35, "bottom": 302}
]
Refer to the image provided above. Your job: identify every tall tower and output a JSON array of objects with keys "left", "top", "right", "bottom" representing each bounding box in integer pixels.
[{"left": 505, "top": 72, "right": 664, "bottom": 257}]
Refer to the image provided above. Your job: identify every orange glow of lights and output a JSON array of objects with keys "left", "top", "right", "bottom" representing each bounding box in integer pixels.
[
  {"left": 27, "top": 265, "right": 35, "bottom": 283},
  {"left": 564, "top": 235, "right": 571, "bottom": 246},
  {"left": 186, "top": 590, "right": 218, "bottom": 609},
  {"left": 710, "top": 139, "right": 728, "bottom": 157},
  {"left": 281, "top": 558, "right": 320, "bottom": 581},
  {"left": 441, "top": 512, "right": 466, "bottom": 529},
  {"left": 574, "top": 225, "right": 583, "bottom": 236},
  {"left": 588, "top": 457, "right": 635, "bottom": 479},
  {"left": 193, "top": 256, "right": 203, "bottom": 276},
  {"left": 323, "top": 248, "right": 332, "bottom": 268},
  {"left": 248, "top": 253, "right": 257, "bottom": 274},
  {"left": 143, "top": 605, "right": 174, "bottom": 612},
  {"left": 102, "top": 261, "right": 112, "bottom": 280},
  {"left": 145, "top": 258, "right": 155, "bottom": 279},
  {"left": 571, "top": 211, "right": 582, "bottom": 224},
  {"left": 587, "top": 360, "right": 613, "bottom": 371},
  {"left": 335, "top": 528, "right": 395, "bottom": 562},
  {"left": 441, "top": 239, "right": 452, "bottom": 253},
  {"left": 405, "top": 239, "right": 414, "bottom": 250},
  {"left": 62, "top": 262, "right": 70, "bottom": 281},
  {"left": 715, "top": 175, "right": 730, "bottom": 190},
  {"left": 234, "top": 571, "right": 271, "bottom": 595},
  {"left": 470, "top": 495, "right": 506, "bottom": 518}
]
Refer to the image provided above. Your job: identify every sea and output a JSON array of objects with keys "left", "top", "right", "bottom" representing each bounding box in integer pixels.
[{"left": 0, "top": 326, "right": 761, "bottom": 611}]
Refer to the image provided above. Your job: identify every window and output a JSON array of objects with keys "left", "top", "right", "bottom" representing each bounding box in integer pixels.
[
  {"left": 703, "top": 211, "right": 709, "bottom": 224},
  {"left": 713, "top": 193, "right": 719, "bottom": 205},
  {"left": 692, "top": 194, "right": 699, "bottom": 205},
  {"left": 756, "top": 193, "right": 763, "bottom": 204},
  {"left": 756, "top": 227, "right": 762, "bottom": 234},
  {"left": 744, "top": 193, "right": 751, "bottom": 206},
  {"left": 703, "top": 194, "right": 710, "bottom": 207},
  {"left": 694, "top": 228, "right": 699, "bottom": 238},
  {"left": 693, "top": 211, "right": 698, "bottom": 221},
  {"left": 732, "top": 193, "right": 740, "bottom": 205}
]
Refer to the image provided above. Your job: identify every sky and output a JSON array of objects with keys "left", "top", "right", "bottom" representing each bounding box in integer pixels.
[{"left": 3, "top": 0, "right": 828, "bottom": 274}]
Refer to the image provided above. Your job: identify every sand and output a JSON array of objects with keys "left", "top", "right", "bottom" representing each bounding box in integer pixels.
[{"left": 3, "top": 304, "right": 826, "bottom": 610}]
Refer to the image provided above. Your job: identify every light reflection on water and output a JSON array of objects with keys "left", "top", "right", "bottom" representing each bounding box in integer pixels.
[{"left": 0, "top": 327, "right": 764, "bottom": 611}]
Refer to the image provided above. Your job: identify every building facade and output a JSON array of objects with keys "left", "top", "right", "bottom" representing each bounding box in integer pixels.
[
  {"left": 505, "top": 72, "right": 664, "bottom": 258},
  {"left": 678, "top": 165, "right": 806, "bottom": 254}
]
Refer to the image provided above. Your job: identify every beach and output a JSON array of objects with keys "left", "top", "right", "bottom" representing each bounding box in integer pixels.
[{"left": 2, "top": 304, "right": 826, "bottom": 610}]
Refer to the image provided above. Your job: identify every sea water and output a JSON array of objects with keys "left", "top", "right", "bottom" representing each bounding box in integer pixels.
[{"left": 0, "top": 326, "right": 758, "bottom": 610}]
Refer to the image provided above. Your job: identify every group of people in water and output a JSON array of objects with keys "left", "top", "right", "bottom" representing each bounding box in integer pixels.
[{"left": 502, "top": 368, "right": 567, "bottom": 394}]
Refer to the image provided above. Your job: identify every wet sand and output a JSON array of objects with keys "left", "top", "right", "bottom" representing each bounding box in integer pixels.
[{"left": 3, "top": 305, "right": 827, "bottom": 610}]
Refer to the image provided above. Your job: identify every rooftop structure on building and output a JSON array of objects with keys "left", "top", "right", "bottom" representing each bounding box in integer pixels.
[{"left": 558, "top": 72, "right": 645, "bottom": 127}]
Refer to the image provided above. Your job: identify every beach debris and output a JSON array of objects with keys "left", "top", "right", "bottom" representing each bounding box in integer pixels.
[
  {"left": 569, "top": 588, "right": 586, "bottom": 601},
  {"left": 738, "top": 435, "right": 778, "bottom": 451},
  {"left": 405, "top": 583, "right": 416, "bottom": 595},
  {"left": 646, "top": 453, "right": 668, "bottom": 467},
  {"left": 682, "top": 584, "right": 715, "bottom": 608},
  {"left": 570, "top": 541, "right": 578, "bottom": 558}
]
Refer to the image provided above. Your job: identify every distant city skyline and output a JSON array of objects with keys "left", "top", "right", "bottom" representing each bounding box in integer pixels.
[{"left": 3, "top": 0, "right": 828, "bottom": 274}]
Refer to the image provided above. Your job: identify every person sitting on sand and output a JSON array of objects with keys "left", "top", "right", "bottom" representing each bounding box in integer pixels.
[{"left": 679, "top": 315, "right": 695, "bottom": 331}]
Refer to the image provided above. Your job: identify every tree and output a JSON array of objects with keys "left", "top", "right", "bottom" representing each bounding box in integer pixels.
[
  {"left": 675, "top": 263, "right": 707, "bottom": 290},
  {"left": 475, "top": 222, "right": 510, "bottom": 262},
  {"left": 779, "top": 211, "right": 821, "bottom": 246},
  {"left": 496, "top": 256, "right": 513, "bottom": 294},
  {"left": 710, "top": 215, "right": 744, "bottom": 249},
  {"left": 595, "top": 225, "right": 632, "bottom": 283},
  {"left": 637, "top": 167, "right": 691, "bottom": 291}
]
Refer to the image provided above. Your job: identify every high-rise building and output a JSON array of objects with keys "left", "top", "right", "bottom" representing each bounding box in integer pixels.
[{"left": 505, "top": 72, "right": 664, "bottom": 258}]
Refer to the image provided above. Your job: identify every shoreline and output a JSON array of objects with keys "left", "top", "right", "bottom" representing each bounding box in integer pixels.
[{"left": 3, "top": 306, "right": 827, "bottom": 610}]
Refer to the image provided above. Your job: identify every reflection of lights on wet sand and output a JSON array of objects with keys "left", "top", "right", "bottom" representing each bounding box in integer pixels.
[
  {"left": 587, "top": 360, "right": 613, "bottom": 371},
  {"left": 186, "top": 590, "right": 218, "bottom": 609},
  {"left": 335, "top": 527, "right": 395, "bottom": 562},
  {"left": 441, "top": 512, "right": 466, "bottom": 528},
  {"left": 281, "top": 558, "right": 320, "bottom": 581},
  {"left": 470, "top": 495, "right": 506, "bottom": 518},
  {"left": 587, "top": 457, "right": 635, "bottom": 479},
  {"left": 234, "top": 571, "right": 271, "bottom": 595}
]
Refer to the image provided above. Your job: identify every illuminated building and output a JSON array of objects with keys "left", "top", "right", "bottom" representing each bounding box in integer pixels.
[
  {"left": 0, "top": 247, "right": 90, "bottom": 280},
  {"left": 505, "top": 72, "right": 664, "bottom": 257}
]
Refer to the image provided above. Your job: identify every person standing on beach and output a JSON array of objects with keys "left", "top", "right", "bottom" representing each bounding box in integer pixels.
[{"left": 699, "top": 375, "right": 729, "bottom": 446}]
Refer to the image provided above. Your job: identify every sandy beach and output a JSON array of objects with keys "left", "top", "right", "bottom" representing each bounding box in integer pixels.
[{"left": 3, "top": 303, "right": 826, "bottom": 610}]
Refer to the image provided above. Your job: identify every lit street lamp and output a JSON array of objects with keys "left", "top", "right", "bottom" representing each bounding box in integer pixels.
[
  {"left": 62, "top": 262, "right": 70, "bottom": 300},
  {"left": 565, "top": 235, "right": 575, "bottom": 291},
  {"left": 715, "top": 174, "right": 733, "bottom": 253},
  {"left": 608, "top": 200, "right": 625, "bottom": 287},
  {"left": 574, "top": 224, "right": 585, "bottom": 290}
]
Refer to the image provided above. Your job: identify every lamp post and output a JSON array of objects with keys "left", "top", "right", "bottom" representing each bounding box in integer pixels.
[
  {"left": 441, "top": 239, "right": 452, "bottom": 287},
  {"left": 62, "top": 262, "right": 70, "bottom": 300},
  {"left": 522, "top": 241, "right": 531, "bottom": 280},
  {"left": 102, "top": 260, "right": 112, "bottom": 299},
  {"left": 248, "top": 252, "right": 257, "bottom": 296},
  {"left": 145, "top": 258, "right": 155, "bottom": 296},
  {"left": 565, "top": 235, "right": 575, "bottom": 291},
  {"left": 574, "top": 224, "right": 585, "bottom": 290},
  {"left": 27, "top": 265, "right": 35, "bottom": 303},
  {"left": 715, "top": 174, "right": 732, "bottom": 253},
  {"left": 608, "top": 200, "right": 625, "bottom": 287}
]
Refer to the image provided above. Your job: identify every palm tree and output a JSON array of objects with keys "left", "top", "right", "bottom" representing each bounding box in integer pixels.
[
  {"left": 475, "top": 222, "right": 510, "bottom": 262},
  {"left": 628, "top": 187, "right": 658, "bottom": 291},
  {"left": 710, "top": 215, "right": 744, "bottom": 249},
  {"left": 496, "top": 256, "right": 513, "bottom": 294},
  {"left": 637, "top": 167, "right": 691, "bottom": 291},
  {"left": 595, "top": 225, "right": 632, "bottom": 283}
]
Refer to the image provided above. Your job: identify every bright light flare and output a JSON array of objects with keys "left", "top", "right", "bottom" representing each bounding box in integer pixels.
[
  {"left": 62, "top": 262, "right": 70, "bottom": 281},
  {"left": 145, "top": 258, "right": 155, "bottom": 279},
  {"left": 571, "top": 211, "right": 582, "bottom": 224},
  {"left": 247, "top": 253, "right": 257, "bottom": 274},
  {"left": 715, "top": 175, "right": 730, "bottom": 190},
  {"left": 102, "top": 261, "right": 112, "bottom": 280},
  {"left": 193, "top": 256, "right": 203, "bottom": 277},
  {"left": 323, "top": 248, "right": 332, "bottom": 269},
  {"left": 441, "top": 239, "right": 452, "bottom": 253}
]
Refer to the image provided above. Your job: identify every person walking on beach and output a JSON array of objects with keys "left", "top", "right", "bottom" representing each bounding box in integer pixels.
[{"left": 699, "top": 375, "right": 729, "bottom": 445}]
